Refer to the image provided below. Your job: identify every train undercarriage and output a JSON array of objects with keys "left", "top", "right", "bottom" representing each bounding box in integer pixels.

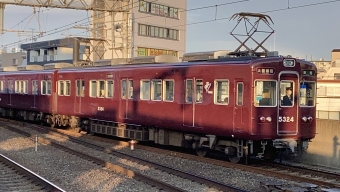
[{"left": 0, "top": 107, "right": 310, "bottom": 163}]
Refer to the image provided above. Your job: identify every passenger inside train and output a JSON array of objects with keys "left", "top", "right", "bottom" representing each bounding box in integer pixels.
[{"left": 282, "top": 87, "right": 293, "bottom": 106}]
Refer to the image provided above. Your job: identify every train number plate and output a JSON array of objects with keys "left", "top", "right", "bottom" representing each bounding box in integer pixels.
[{"left": 278, "top": 116, "right": 294, "bottom": 122}]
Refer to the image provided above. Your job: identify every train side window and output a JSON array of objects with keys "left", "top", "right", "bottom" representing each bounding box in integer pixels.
[
  {"left": 121, "top": 80, "right": 127, "bottom": 99},
  {"left": 76, "top": 80, "right": 85, "bottom": 97},
  {"left": 47, "top": 80, "right": 52, "bottom": 95},
  {"left": 185, "top": 79, "right": 193, "bottom": 103},
  {"left": 98, "top": 80, "right": 105, "bottom": 98},
  {"left": 15, "top": 80, "right": 20, "bottom": 93},
  {"left": 140, "top": 80, "right": 150, "bottom": 100},
  {"left": 32, "top": 80, "right": 38, "bottom": 95},
  {"left": 65, "top": 81, "right": 71, "bottom": 96},
  {"left": 196, "top": 79, "right": 203, "bottom": 103},
  {"left": 254, "top": 80, "right": 277, "bottom": 107},
  {"left": 128, "top": 80, "right": 133, "bottom": 99},
  {"left": 237, "top": 82, "right": 244, "bottom": 106},
  {"left": 300, "top": 81, "right": 315, "bottom": 107},
  {"left": 163, "top": 80, "right": 174, "bottom": 102},
  {"left": 20, "top": 81, "right": 24, "bottom": 94},
  {"left": 90, "top": 80, "right": 97, "bottom": 98},
  {"left": 41, "top": 81, "right": 46, "bottom": 95},
  {"left": 106, "top": 80, "right": 114, "bottom": 98},
  {"left": 214, "top": 80, "right": 229, "bottom": 105},
  {"left": 58, "top": 81, "right": 65, "bottom": 96},
  {"left": 23, "top": 81, "right": 28, "bottom": 94},
  {"left": 151, "top": 79, "right": 162, "bottom": 101},
  {"left": 0, "top": 81, "right": 4, "bottom": 93}
]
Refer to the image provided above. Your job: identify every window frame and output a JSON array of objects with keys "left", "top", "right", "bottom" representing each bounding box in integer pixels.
[
  {"left": 214, "top": 79, "right": 230, "bottom": 105},
  {"left": 32, "top": 80, "right": 38, "bottom": 95},
  {"left": 280, "top": 80, "right": 295, "bottom": 107},
  {"left": 236, "top": 82, "right": 244, "bottom": 106},
  {"left": 90, "top": 80, "right": 97, "bottom": 98},
  {"left": 98, "top": 80, "right": 106, "bottom": 98},
  {"left": 106, "top": 80, "right": 114, "bottom": 98},
  {"left": 299, "top": 81, "right": 316, "bottom": 107},
  {"left": 140, "top": 79, "right": 151, "bottom": 100},
  {"left": 151, "top": 79, "right": 162, "bottom": 101},
  {"left": 195, "top": 79, "right": 203, "bottom": 103},
  {"left": 163, "top": 79, "right": 174, "bottom": 102},
  {"left": 254, "top": 79, "right": 278, "bottom": 107}
]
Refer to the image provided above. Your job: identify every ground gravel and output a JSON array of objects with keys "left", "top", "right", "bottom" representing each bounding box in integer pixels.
[
  {"left": 2, "top": 124, "right": 313, "bottom": 192},
  {"left": 0, "top": 126, "right": 160, "bottom": 192}
]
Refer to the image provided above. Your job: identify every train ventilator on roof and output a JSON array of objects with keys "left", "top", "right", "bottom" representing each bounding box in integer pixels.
[
  {"left": 43, "top": 63, "right": 74, "bottom": 70},
  {"left": 131, "top": 55, "right": 178, "bottom": 64},
  {"left": 0, "top": 66, "right": 18, "bottom": 72},
  {"left": 182, "top": 50, "right": 231, "bottom": 62},
  {"left": 17, "top": 65, "right": 44, "bottom": 71}
]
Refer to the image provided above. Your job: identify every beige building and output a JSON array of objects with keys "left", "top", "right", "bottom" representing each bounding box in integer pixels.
[
  {"left": 91, "top": 0, "right": 187, "bottom": 61},
  {"left": 0, "top": 51, "right": 26, "bottom": 67}
]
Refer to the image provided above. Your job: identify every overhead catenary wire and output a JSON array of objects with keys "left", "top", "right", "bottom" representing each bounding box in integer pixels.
[{"left": 1, "top": 0, "right": 340, "bottom": 50}]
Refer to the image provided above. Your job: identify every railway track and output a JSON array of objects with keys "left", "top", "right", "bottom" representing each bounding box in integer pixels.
[
  {"left": 0, "top": 119, "right": 245, "bottom": 192},
  {"left": 2, "top": 118, "right": 340, "bottom": 191},
  {"left": 0, "top": 152, "right": 65, "bottom": 192}
]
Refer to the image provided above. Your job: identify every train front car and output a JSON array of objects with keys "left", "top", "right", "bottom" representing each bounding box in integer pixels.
[{"left": 252, "top": 57, "right": 317, "bottom": 160}]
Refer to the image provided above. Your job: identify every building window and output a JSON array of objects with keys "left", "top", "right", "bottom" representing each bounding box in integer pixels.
[
  {"left": 138, "top": 24, "right": 179, "bottom": 40},
  {"left": 334, "top": 73, "right": 340, "bottom": 80},
  {"left": 139, "top": 1, "right": 179, "bottom": 19},
  {"left": 12, "top": 59, "right": 18, "bottom": 66},
  {"left": 137, "top": 47, "right": 178, "bottom": 57}
]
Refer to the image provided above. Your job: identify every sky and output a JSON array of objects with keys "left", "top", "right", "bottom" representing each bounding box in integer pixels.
[{"left": 0, "top": 0, "right": 340, "bottom": 60}]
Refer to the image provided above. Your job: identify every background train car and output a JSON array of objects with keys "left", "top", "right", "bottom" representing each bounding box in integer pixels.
[{"left": 0, "top": 65, "right": 55, "bottom": 121}]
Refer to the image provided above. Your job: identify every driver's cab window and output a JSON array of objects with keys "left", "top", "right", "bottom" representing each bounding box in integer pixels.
[
  {"left": 300, "top": 82, "right": 315, "bottom": 106},
  {"left": 280, "top": 81, "right": 294, "bottom": 107}
]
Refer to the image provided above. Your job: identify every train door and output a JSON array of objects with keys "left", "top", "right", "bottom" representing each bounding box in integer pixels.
[
  {"left": 8, "top": 79, "right": 13, "bottom": 105},
  {"left": 119, "top": 79, "right": 133, "bottom": 119},
  {"left": 74, "top": 79, "right": 84, "bottom": 113},
  {"left": 32, "top": 80, "right": 38, "bottom": 108},
  {"left": 233, "top": 81, "right": 244, "bottom": 131},
  {"left": 183, "top": 78, "right": 203, "bottom": 127},
  {"left": 278, "top": 72, "right": 298, "bottom": 135}
]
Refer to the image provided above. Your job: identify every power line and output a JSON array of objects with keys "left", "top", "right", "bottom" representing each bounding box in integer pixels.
[{"left": 1, "top": 0, "right": 340, "bottom": 49}]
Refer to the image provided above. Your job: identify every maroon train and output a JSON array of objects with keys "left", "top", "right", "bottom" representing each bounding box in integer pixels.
[{"left": 0, "top": 51, "right": 317, "bottom": 162}]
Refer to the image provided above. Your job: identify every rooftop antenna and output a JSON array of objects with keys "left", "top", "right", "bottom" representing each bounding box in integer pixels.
[{"left": 229, "top": 12, "right": 275, "bottom": 57}]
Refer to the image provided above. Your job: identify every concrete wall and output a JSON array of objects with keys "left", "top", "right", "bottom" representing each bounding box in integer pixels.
[
  {"left": 299, "top": 119, "right": 340, "bottom": 168},
  {"left": 1, "top": 52, "right": 26, "bottom": 67}
]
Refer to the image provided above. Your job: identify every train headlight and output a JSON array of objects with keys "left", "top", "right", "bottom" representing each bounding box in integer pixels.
[
  {"left": 308, "top": 116, "right": 313, "bottom": 122},
  {"left": 302, "top": 116, "right": 307, "bottom": 122},
  {"left": 283, "top": 59, "right": 295, "bottom": 67},
  {"left": 266, "top": 117, "right": 272, "bottom": 122},
  {"left": 259, "top": 117, "right": 265, "bottom": 122}
]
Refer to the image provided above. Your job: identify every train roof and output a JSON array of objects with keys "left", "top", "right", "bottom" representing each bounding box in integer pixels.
[{"left": 0, "top": 51, "right": 316, "bottom": 74}]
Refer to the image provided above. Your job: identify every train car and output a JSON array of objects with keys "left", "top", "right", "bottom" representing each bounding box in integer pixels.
[
  {"left": 48, "top": 52, "right": 316, "bottom": 163},
  {"left": 0, "top": 65, "right": 55, "bottom": 121},
  {"left": 0, "top": 52, "right": 317, "bottom": 163}
]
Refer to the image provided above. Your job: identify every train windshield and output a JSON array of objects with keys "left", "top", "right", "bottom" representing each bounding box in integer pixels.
[
  {"left": 299, "top": 81, "right": 316, "bottom": 106},
  {"left": 254, "top": 80, "right": 277, "bottom": 107}
]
